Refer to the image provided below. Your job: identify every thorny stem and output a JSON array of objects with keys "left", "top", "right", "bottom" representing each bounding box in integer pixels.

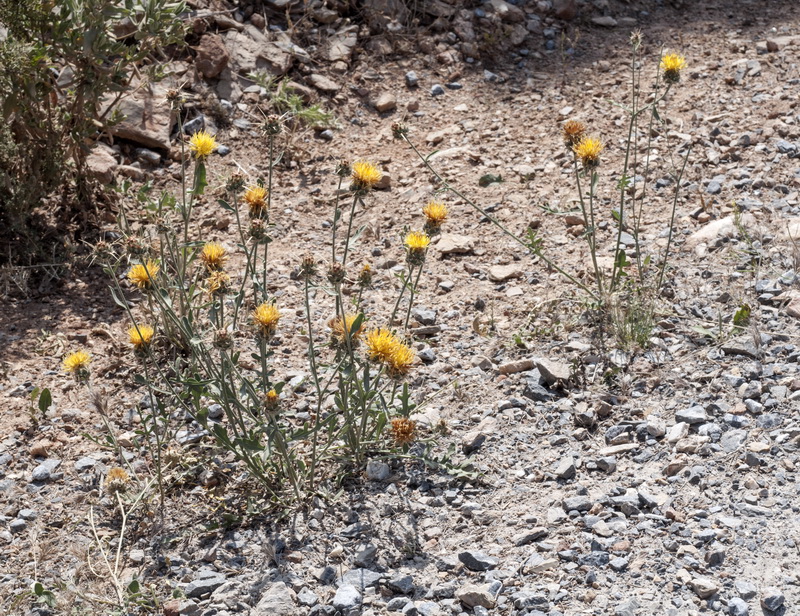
[
  {"left": 389, "top": 263, "right": 415, "bottom": 326},
  {"left": 401, "top": 134, "right": 598, "bottom": 301},
  {"left": 656, "top": 144, "right": 692, "bottom": 295},
  {"left": 331, "top": 174, "right": 345, "bottom": 263},
  {"left": 572, "top": 160, "right": 604, "bottom": 298},
  {"left": 341, "top": 193, "right": 361, "bottom": 267},
  {"left": 403, "top": 260, "right": 425, "bottom": 331}
]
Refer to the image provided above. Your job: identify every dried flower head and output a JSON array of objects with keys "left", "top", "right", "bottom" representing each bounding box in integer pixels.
[
  {"left": 127, "top": 260, "right": 159, "bottom": 290},
  {"left": 124, "top": 236, "right": 148, "bottom": 256},
  {"left": 105, "top": 467, "right": 130, "bottom": 494},
  {"left": 661, "top": 53, "right": 687, "bottom": 84},
  {"left": 391, "top": 122, "right": 408, "bottom": 140},
  {"left": 300, "top": 253, "right": 318, "bottom": 279},
  {"left": 351, "top": 160, "right": 382, "bottom": 192},
  {"left": 253, "top": 303, "right": 281, "bottom": 339},
  {"left": 404, "top": 231, "right": 431, "bottom": 266},
  {"left": 327, "top": 262, "right": 346, "bottom": 285},
  {"left": 629, "top": 29, "right": 643, "bottom": 50},
  {"left": 329, "top": 313, "right": 364, "bottom": 347},
  {"left": 189, "top": 130, "right": 217, "bottom": 160},
  {"left": 128, "top": 324, "right": 155, "bottom": 351},
  {"left": 390, "top": 417, "right": 417, "bottom": 446},
  {"left": 249, "top": 218, "right": 269, "bottom": 242},
  {"left": 244, "top": 185, "right": 269, "bottom": 218},
  {"left": 422, "top": 200, "right": 448, "bottom": 236},
  {"left": 562, "top": 120, "right": 587, "bottom": 148},
  {"left": 214, "top": 328, "right": 233, "bottom": 350},
  {"left": 263, "top": 114, "right": 282, "bottom": 136},
  {"left": 226, "top": 172, "right": 246, "bottom": 193},
  {"left": 335, "top": 161, "right": 352, "bottom": 177},
  {"left": 205, "top": 271, "right": 230, "bottom": 297},
  {"left": 357, "top": 263, "right": 373, "bottom": 287},
  {"left": 573, "top": 136, "right": 604, "bottom": 168},
  {"left": 63, "top": 350, "right": 91, "bottom": 378},
  {"left": 200, "top": 242, "right": 228, "bottom": 270}
]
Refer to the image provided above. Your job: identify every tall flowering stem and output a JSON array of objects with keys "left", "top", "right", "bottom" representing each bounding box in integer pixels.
[{"left": 398, "top": 133, "right": 597, "bottom": 301}]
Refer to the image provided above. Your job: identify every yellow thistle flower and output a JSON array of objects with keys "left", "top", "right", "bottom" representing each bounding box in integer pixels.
[
  {"left": 562, "top": 120, "right": 587, "bottom": 148},
  {"left": 127, "top": 260, "right": 159, "bottom": 290},
  {"left": 128, "top": 324, "right": 155, "bottom": 350},
  {"left": 199, "top": 242, "right": 227, "bottom": 270},
  {"left": 423, "top": 200, "right": 448, "bottom": 225},
  {"left": 661, "top": 53, "right": 686, "bottom": 84},
  {"left": 253, "top": 302, "right": 281, "bottom": 338},
  {"left": 351, "top": 159, "right": 382, "bottom": 191},
  {"left": 63, "top": 350, "right": 91, "bottom": 375},
  {"left": 365, "top": 328, "right": 399, "bottom": 364},
  {"left": 386, "top": 341, "right": 415, "bottom": 378},
  {"left": 358, "top": 263, "right": 373, "bottom": 287},
  {"left": 205, "top": 270, "right": 230, "bottom": 296},
  {"left": 264, "top": 388, "right": 280, "bottom": 413},
  {"left": 405, "top": 231, "right": 431, "bottom": 251},
  {"left": 105, "top": 467, "right": 130, "bottom": 494},
  {"left": 189, "top": 130, "right": 217, "bottom": 160},
  {"left": 244, "top": 185, "right": 269, "bottom": 218},
  {"left": 329, "top": 313, "right": 364, "bottom": 345},
  {"left": 390, "top": 417, "right": 417, "bottom": 446},
  {"left": 573, "top": 136, "right": 603, "bottom": 168}
]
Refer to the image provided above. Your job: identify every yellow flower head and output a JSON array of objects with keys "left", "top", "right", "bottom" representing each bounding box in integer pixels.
[
  {"left": 562, "top": 120, "right": 587, "bottom": 148},
  {"left": 390, "top": 417, "right": 417, "bottom": 445},
  {"left": 205, "top": 270, "right": 230, "bottom": 296},
  {"left": 253, "top": 302, "right": 281, "bottom": 338},
  {"left": 200, "top": 242, "right": 227, "bottom": 270},
  {"left": 189, "top": 130, "right": 217, "bottom": 160},
  {"left": 351, "top": 160, "right": 382, "bottom": 191},
  {"left": 329, "top": 313, "right": 364, "bottom": 346},
  {"left": 127, "top": 260, "right": 159, "bottom": 290},
  {"left": 264, "top": 388, "right": 280, "bottom": 412},
  {"left": 661, "top": 53, "right": 686, "bottom": 84},
  {"left": 244, "top": 185, "right": 269, "bottom": 218},
  {"left": 405, "top": 231, "right": 431, "bottom": 251},
  {"left": 385, "top": 340, "right": 415, "bottom": 378},
  {"left": 105, "top": 467, "right": 130, "bottom": 493},
  {"left": 365, "top": 328, "right": 399, "bottom": 364},
  {"left": 405, "top": 231, "right": 431, "bottom": 265},
  {"left": 573, "top": 136, "right": 603, "bottom": 168},
  {"left": 423, "top": 200, "right": 448, "bottom": 225},
  {"left": 358, "top": 263, "right": 373, "bottom": 287},
  {"left": 128, "top": 324, "right": 155, "bottom": 350},
  {"left": 63, "top": 350, "right": 91, "bottom": 376}
]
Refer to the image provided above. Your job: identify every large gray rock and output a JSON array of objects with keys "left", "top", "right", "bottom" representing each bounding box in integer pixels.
[
  {"left": 252, "top": 582, "right": 297, "bottom": 615},
  {"left": 332, "top": 584, "right": 361, "bottom": 611},
  {"left": 107, "top": 83, "right": 175, "bottom": 150}
]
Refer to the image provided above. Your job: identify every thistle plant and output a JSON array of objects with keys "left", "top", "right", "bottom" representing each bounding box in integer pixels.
[
  {"left": 394, "top": 35, "right": 692, "bottom": 350},
  {"left": 98, "top": 110, "right": 458, "bottom": 509}
]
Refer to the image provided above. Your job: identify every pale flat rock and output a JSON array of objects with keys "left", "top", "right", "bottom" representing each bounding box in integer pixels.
[
  {"left": 488, "top": 264, "right": 523, "bottom": 282},
  {"left": 374, "top": 92, "right": 397, "bottom": 112},
  {"left": 592, "top": 15, "right": 617, "bottom": 27},
  {"left": 307, "top": 73, "right": 341, "bottom": 93},
  {"left": 598, "top": 443, "right": 638, "bottom": 456},
  {"left": 686, "top": 214, "right": 756, "bottom": 247},
  {"left": 436, "top": 233, "right": 475, "bottom": 255},
  {"left": 107, "top": 83, "right": 175, "bottom": 150},
  {"left": 324, "top": 25, "right": 358, "bottom": 63},
  {"left": 461, "top": 417, "right": 498, "bottom": 454},
  {"left": 86, "top": 144, "right": 118, "bottom": 184},
  {"left": 689, "top": 577, "right": 719, "bottom": 599},
  {"left": 456, "top": 583, "right": 496, "bottom": 609},
  {"left": 425, "top": 124, "right": 461, "bottom": 144},
  {"left": 252, "top": 582, "right": 298, "bottom": 615},
  {"left": 498, "top": 359, "right": 535, "bottom": 375},
  {"left": 535, "top": 358, "right": 572, "bottom": 385}
]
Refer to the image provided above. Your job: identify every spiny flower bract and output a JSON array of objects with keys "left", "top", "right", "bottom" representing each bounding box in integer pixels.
[
  {"left": 105, "top": 467, "right": 130, "bottom": 493},
  {"left": 127, "top": 260, "right": 159, "bottom": 290},
  {"left": 128, "top": 324, "right": 155, "bottom": 350},
  {"left": 189, "top": 130, "right": 217, "bottom": 160},
  {"left": 385, "top": 341, "right": 415, "bottom": 378},
  {"left": 205, "top": 270, "right": 230, "bottom": 296},
  {"left": 562, "top": 120, "right": 587, "bottom": 148},
  {"left": 200, "top": 242, "right": 227, "bottom": 270},
  {"left": 573, "top": 136, "right": 604, "bottom": 168},
  {"left": 329, "top": 313, "right": 364, "bottom": 346},
  {"left": 351, "top": 160, "right": 382, "bottom": 191}
]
